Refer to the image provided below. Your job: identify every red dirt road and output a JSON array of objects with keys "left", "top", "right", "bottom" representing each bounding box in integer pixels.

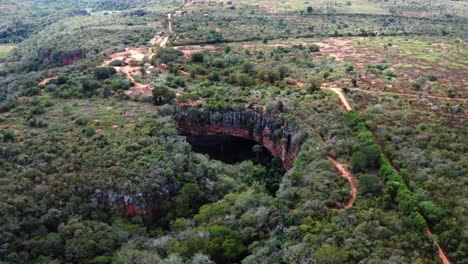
[
  {"left": 322, "top": 83, "right": 452, "bottom": 264},
  {"left": 426, "top": 228, "right": 452, "bottom": 264},
  {"left": 326, "top": 87, "right": 353, "bottom": 111},
  {"left": 38, "top": 76, "right": 58, "bottom": 86},
  {"left": 328, "top": 156, "right": 357, "bottom": 209}
]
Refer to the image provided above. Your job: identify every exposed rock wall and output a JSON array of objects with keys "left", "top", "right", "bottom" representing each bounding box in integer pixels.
[
  {"left": 175, "top": 109, "right": 306, "bottom": 170},
  {"left": 93, "top": 188, "right": 172, "bottom": 218}
]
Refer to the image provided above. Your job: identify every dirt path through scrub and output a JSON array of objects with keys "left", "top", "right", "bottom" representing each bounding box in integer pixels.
[
  {"left": 328, "top": 156, "right": 357, "bottom": 209},
  {"left": 427, "top": 228, "right": 451, "bottom": 264},
  {"left": 38, "top": 75, "right": 58, "bottom": 86},
  {"left": 167, "top": 13, "right": 173, "bottom": 33},
  {"left": 321, "top": 81, "right": 452, "bottom": 264},
  {"left": 325, "top": 87, "right": 353, "bottom": 111}
]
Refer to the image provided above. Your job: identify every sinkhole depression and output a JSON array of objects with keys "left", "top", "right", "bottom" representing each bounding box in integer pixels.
[
  {"left": 186, "top": 134, "right": 277, "bottom": 165},
  {"left": 175, "top": 108, "right": 307, "bottom": 170},
  {"left": 93, "top": 109, "right": 307, "bottom": 218}
]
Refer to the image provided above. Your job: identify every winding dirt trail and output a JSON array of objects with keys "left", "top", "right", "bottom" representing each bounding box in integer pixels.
[
  {"left": 426, "top": 228, "right": 451, "bottom": 264},
  {"left": 160, "top": 36, "right": 170, "bottom": 48},
  {"left": 328, "top": 156, "right": 357, "bottom": 209},
  {"left": 322, "top": 82, "right": 452, "bottom": 264},
  {"left": 38, "top": 75, "right": 58, "bottom": 86},
  {"left": 167, "top": 13, "right": 173, "bottom": 33},
  {"left": 325, "top": 87, "right": 353, "bottom": 111}
]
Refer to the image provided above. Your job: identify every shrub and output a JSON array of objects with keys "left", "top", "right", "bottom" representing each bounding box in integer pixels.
[
  {"left": 156, "top": 48, "right": 183, "bottom": 64},
  {"left": 109, "top": 59, "right": 123, "bottom": 66},
  {"left": 308, "top": 44, "right": 320, "bottom": 52},
  {"left": 427, "top": 74, "right": 438, "bottom": 81},
  {"left": 359, "top": 174, "right": 380, "bottom": 195},
  {"left": 75, "top": 117, "right": 89, "bottom": 126},
  {"left": 351, "top": 151, "right": 367, "bottom": 172},
  {"left": 191, "top": 52, "right": 204, "bottom": 63},
  {"left": 410, "top": 80, "right": 421, "bottom": 91},
  {"left": 207, "top": 71, "right": 221, "bottom": 82},
  {"left": 2, "top": 130, "right": 15, "bottom": 142},
  {"left": 94, "top": 67, "right": 116, "bottom": 80},
  {"left": 83, "top": 126, "right": 96, "bottom": 137},
  {"left": 152, "top": 86, "right": 176, "bottom": 105},
  {"left": 315, "top": 244, "right": 348, "bottom": 264}
]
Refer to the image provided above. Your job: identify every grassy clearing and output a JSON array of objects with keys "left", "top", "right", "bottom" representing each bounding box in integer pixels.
[
  {"left": 0, "top": 44, "right": 16, "bottom": 59},
  {"left": 358, "top": 37, "right": 468, "bottom": 70},
  {"left": 234, "top": 0, "right": 387, "bottom": 14}
]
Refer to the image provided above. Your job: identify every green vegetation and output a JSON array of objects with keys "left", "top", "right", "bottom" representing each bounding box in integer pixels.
[
  {"left": 0, "top": 44, "right": 16, "bottom": 59},
  {"left": 0, "top": 0, "right": 466, "bottom": 263}
]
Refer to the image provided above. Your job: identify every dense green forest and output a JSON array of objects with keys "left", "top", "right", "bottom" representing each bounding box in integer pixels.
[{"left": 0, "top": 0, "right": 466, "bottom": 263}]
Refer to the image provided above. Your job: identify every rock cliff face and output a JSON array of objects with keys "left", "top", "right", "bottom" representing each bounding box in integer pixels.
[
  {"left": 175, "top": 109, "right": 306, "bottom": 170},
  {"left": 40, "top": 51, "right": 85, "bottom": 66},
  {"left": 94, "top": 188, "right": 172, "bottom": 218}
]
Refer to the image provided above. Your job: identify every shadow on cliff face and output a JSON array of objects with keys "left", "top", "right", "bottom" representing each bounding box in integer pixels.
[
  {"left": 176, "top": 108, "right": 307, "bottom": 195},
  {"left": 187, "top": 134, "right": 285, "bottom": 194},
  {"left": 175, "top": 109, "right": 307, "bottom": 171}
]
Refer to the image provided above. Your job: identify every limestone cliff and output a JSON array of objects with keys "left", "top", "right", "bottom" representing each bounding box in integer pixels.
[{"left": 175, "top": 108, "right": 306, "bottom": 170}]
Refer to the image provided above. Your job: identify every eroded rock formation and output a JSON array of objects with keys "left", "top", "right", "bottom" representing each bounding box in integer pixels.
[
  {"left": 94, "top": 188, "right": 172, "bottom": 218},
  {"left": 175, "top": 108, "right": 306, "bottom": 170}
]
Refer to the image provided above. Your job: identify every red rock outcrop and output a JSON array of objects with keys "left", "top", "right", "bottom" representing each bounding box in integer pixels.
[{"left": 175, "top": 109, "right": 306, "bottom": 170}]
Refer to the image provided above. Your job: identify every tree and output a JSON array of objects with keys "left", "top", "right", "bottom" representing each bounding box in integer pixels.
[
  {"left": 65, "top": 238, "right": 97, "bottom": 262},
  {"left": 2, "top": 130, "right": 15, "bottom": 142},
  {"left": 191, "top": 52, "right": 204, "bottom": 63},
  {"left": 207, "top": 71, "right": 221, "bottom": 82},
  {"left": 156, "top": 48, "right": 183, "bottom": 64},
  {"left": 152, "top": 86, "right": 176, "bottom": 105},
  {"left": 307, "top": 6, "right": 314, "bottom": 13},
  {"left": 175, "top": 183, "right": 206, "bottom": 217},
  {"left": 81, "top": 79, "right": 100, "bottom": 97},
  {"left": 358, "top": 174, "right": 380, "bottom": 195},
  {"left": 360, "top": 144, "right": 380, "bottom": 168},
  {"left": 315, "top": 244, "right": 348, "bottom": 264},
  {"left": 418, "top": 201, "right": 444, "bottom": 225},
  {"left": 351, "top": 151, "right": 367, "bottom": 172},
  {"left": 308, "top": 44, "right": 320, "bottom": 52},
  {"left": 307, "top": 76, "right": 322, "bottom": 93},
  {"left": 94, "top": 67, "right": 116, "bottom": 80},
  {"left": 278, "top": 66, "right": 289, "bottom": 79},
  {"left": 241, "top": 62, "right": 254, "bottom": 74},
  {"left": 237, "top": 73, "right": 253, "bottom": 86},
  {"left": 252, "top": 144, "right": 264, "bottom": 161}
]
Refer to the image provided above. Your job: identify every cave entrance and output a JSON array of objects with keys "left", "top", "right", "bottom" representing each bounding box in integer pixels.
[
  {"left": 186, "top": 134, "right": 285, "bottom": 194},
  {"left": 186, "top": 135, "right": 275, "bottom": 165}
]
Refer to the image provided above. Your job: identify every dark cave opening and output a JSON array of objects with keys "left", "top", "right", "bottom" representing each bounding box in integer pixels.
[
  {"left": 186, "top": 135, "right": 285, "bottom": 194},
  {"left": 186, "top": 135, "right": 275, "bottom": 165}
]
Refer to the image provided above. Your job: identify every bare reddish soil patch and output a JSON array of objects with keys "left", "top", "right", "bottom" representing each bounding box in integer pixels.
[
  {"left": 38, "top": 76, "right": 58, "bottom": 86},
  {"left": 101, "top": 48, "right": 153, "bottom": 96},
  {"left": 174, "top": 45, "right": 224, "bottom": 58},
  {"left": 314, "top": 37, "right": 364, "bottom": 62}
]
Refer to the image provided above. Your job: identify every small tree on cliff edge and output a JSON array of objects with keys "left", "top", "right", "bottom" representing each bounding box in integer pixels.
[
  {"left": 252, "top": 144, "right": 264, "bottom": 162},
  {"left": 152, "top": 86, "right": 176, "bottom": 105}
]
